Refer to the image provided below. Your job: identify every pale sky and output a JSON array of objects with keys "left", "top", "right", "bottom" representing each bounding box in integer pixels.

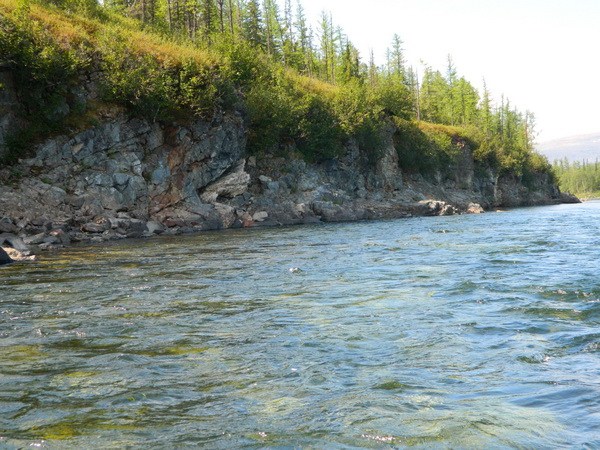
[{"left": 295, "top": 0, "right": 600, "bottom": 143}]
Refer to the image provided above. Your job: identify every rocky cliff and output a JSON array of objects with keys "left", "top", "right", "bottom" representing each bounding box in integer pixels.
[{"left": 0, "top": 70, "right": 564, "bottom": 253}]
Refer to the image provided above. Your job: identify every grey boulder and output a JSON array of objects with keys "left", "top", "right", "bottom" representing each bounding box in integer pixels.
[{"left": 0, "top": 247, "right": 13, "bottom": 265}]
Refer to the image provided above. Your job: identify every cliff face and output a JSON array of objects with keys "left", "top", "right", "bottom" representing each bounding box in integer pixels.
[
  {"left": 0, "top": 68, "right": 21, "bottom": 155},
  {"left": 0, "top": 70, "right": 562, "bottom": 250}
]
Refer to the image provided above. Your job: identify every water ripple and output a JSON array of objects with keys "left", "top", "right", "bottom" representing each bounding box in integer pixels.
[{"left": 1, "top": 202, "right": 600, "bottom": 447}]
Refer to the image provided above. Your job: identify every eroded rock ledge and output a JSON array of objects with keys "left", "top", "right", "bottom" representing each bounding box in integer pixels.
[{"left": 0, "top": 111, "right": 566, "bottom": 257}]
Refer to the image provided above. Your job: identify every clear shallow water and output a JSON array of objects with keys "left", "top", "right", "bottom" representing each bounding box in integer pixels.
[{"left": 1, "top": 202, "right": 600, "bottom": 448}]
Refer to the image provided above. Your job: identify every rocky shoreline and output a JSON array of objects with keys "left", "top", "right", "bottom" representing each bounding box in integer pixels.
[
  {"left": 0, "top": 68, "right": 577, "bottom": 264},
  {"left": 0, "top": 110, "right": 576, "bottom": 263},
  {"left": 0, "top": 185, "right": 578, "bottom": 265}
]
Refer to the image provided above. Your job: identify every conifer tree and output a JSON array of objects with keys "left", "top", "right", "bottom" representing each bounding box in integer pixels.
[
  {"left": 405, "top": 66, "right": 420, "bottom": 120},
  {"left": 294, "top": 2, "right": 312, "bottom": 74},
  {"left": 453, "top": 77, "right": 478, "bottom": 125},
  {"left": 480, "top": 79, "right": 493, "bottom": 136},
  {"left": 25, "top": 0, "right": 547, "bottom": 176},
  {"left": 445, "top": 55, "right": 457, "bottom": 124},
  {"left": 318, "top": 11, "right": 334, "bottom": 82},
  {"left": 368, "top": 49, "right": 378, "bottom": 87},
  {"left": 388, "top": 33, "right": 405, "bottom": 79},
  {"left": 242, "top": 0, "right": 265, "bottom": 49}
]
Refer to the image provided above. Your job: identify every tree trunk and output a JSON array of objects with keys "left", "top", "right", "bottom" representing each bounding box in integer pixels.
[{"left": 166, "top": 0, "right": 172, "bottom": 30}]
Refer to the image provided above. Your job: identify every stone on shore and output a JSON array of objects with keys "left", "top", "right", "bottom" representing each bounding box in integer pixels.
[
  {"left": 416, "top": 200, "right": 460, "bottom": 216},
  {"left": 467, "top": 202, "right": 485, "bottom": 214},
  {"left": 252, "top": 211, "right": 269, "bottom": 222},
  {"left": 0, "top": 247, "right": 13, "bottom": 265},
  {"left": 559, "top": 192, "right": 581, "bottom": 204},
  {"left": 0, "top": 218, "right": 17, "bottom": 233},
  {"left": 1, "top": 247, "right": 36, "bottom": 262},
  {"left": 81, "top": 222, "right": 110, "bottom": 233},
  {"left": 146, "top": 221, "right": 165, "bottom": 235},
  {"left": 0, "top": 234, "right": 31, "bottom": 255},
  {"left": 200, "top": 160, "right": 250, "bottom": 203},
  {"left": 24, "top": 232, "right": 47, "bottom": 245}
]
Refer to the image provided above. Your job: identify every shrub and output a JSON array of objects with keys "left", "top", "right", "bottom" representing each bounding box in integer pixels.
[
  {"left": 0, "top": 5, "right": 89, "bottom": 118},
  {"left": 98, "top": 33, "right": 175, "bottom": 119},
  {"left": 244, "top": 69, "right": 344, "bottom": 161},
  {"left": 332, "top": 80, "right": 384, "bottom": 153},
  {"left": 0, "top": 3, "right": 91, "bottom": 162},
  {"left": 370, "top": 75, "right": 412, "bottom": 119},
  {"left": 393, "top": 119, "right": 468, "bottom": 176},
  {"left": 296, "top": 93, "right": 343, "bottom": 161},
  {"left": 245, "top": 77, "right": 300, "bottom": 154}
]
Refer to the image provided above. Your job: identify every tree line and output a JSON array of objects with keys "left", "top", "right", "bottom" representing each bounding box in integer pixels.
[
  {"left": 2, "top": 0, "right": 547, "bottom": 176},
  {"left": 97, "top": 0, "right": 536, "bottom": 167},
  {"left": 552, "top": 159, "right": 600, "bottom": 197}
]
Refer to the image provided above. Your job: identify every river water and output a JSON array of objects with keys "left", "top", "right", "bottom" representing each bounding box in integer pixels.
[{"left": 1, "top": 202, "right": 599, "bottom": 448}]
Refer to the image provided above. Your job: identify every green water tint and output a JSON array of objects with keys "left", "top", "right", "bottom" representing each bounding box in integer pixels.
[
  {"left": 1, "top": 202, "right": 600, "bottom": 447},
  {"left": 373, "top": 380, "right": 411, "bottom": 391},
  {"left": 1, "top": 345, "right": 45, "bottom": 361}
]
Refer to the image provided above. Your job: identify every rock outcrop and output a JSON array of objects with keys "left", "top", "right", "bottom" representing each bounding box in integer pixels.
[
  {"left": 0, "top": 247, "right": 12, "bottom": 265},
  {"left": 559, "top": 192, "right": 582, "bottom": 204},
  {"left": 0, "top": 68, "right": 569, "bottom": 254}
]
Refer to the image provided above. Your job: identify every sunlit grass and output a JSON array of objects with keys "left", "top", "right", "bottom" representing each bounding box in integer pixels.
[
  {"left": 416, "top": 120, "right": 470, "bottom": 139},
  {"left": 285, "top": 69, "right": 339, "bottom": 99},
  {"left": 102, "top": 20, "right": 219, "bottom": 66},
  {"left": 0, "top": 0, "right": 218, "bottom": 67},
  {"left": 0, "top": 0, "right": 96, "bottom": 46}
]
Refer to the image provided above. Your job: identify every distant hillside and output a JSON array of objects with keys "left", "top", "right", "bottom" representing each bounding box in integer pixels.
[{"left": 537, "top": 133, "right": 600, "bottom": 163}]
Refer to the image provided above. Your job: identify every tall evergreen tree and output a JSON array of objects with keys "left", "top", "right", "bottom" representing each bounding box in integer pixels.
[
  {"left": 241, "top": 0, "right": 264, "bottom": 49},
  {"left": 368, "top": 49, "right": 378, "bottom": 87},
  {"left": 445, "top": 55, "right": 457, "bottom": 124},
  {"left": 263, "top": 0, "right": 284, "bottom": 58},
  {"left": 453, "top": 77, "right": 478, "bottom": 125},
  {"left": 388, "top": 33, "right": 405, "bottom": 78},
  {"left": 318, "top": 11, "right": 335, "bottom": 82},
  {"left": 479, "top": 79, "right": 493, "bottom": 135},
  {"left": 405, "top": 66, "right": 420, "bottom": 120}
]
